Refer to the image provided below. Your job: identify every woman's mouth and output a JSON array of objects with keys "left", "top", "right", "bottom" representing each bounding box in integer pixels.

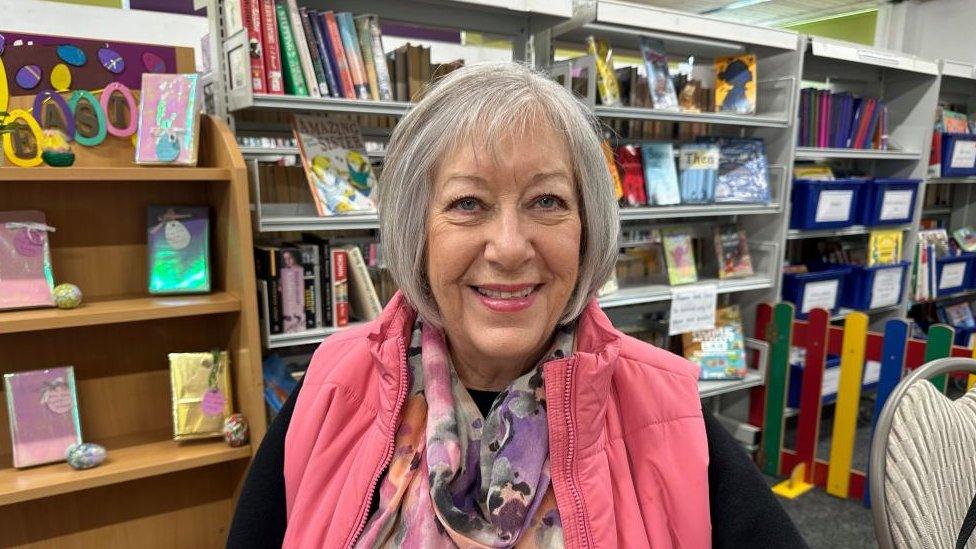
[{"left": 469, "top": 284, "right": 539, "bottom": 312}]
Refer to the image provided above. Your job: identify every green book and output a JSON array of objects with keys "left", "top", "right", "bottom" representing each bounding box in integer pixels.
[{"left": 275, "top": 0, "right": 309, "bottom": 96}]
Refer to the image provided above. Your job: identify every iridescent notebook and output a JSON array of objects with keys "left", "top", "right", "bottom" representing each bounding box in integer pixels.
[
  {"left": 0, "top": 210, "right": 56, "bottom": 311},
  {"left": 4, "top": 367, "right": 82, "bottom": 468},
  {"left": 147, "top": 206, "right": 210, "bottom": 294},
  {"left": 135, "top": 73, "right": 201, "bottom": 165}
]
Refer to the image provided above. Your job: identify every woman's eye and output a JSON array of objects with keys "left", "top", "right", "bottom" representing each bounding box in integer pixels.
[
  {"left": 452, "top": 197, "right": 480, "bottom": 211},
  {"left": 534, "top": 195, "right": 564, "bottom": 209}
]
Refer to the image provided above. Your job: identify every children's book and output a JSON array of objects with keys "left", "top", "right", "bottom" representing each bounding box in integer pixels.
[
  {"left": 701, "top": 137, "right": 770, "bottom": 203},
  {"left": 135, "top": 73, "right": 202, "bottom": 165},
  {"left": 682, "top": 305, "right": 747, "bottom": 380},
  {"left": 0, "top": 210, "right": 55, "bottom": 311},
  {"left": 714, "top": 224, "right": 754, "bottom": 279},
  {"left": 615, "top": 145, "right": 647, "bottom": 206},
  {"left": 292, "top": 113, "right": 376, "bottom": 216},
  {"left": 918, "top": 229, "right": 952, "bottom": 258},
  {"left": 793, "top": 165, "right": 834, "bottom": 180},
  {"left": 639, "top": 37, "right": 678, "bottom": 111},
  {"left": 943, "top": 302, "right": 976, "bottom": 328},
  {"left": 678, "top": 144, "right": 719, "bottom": 204},
  {"left": 868, "top": 229, "right": 903, "bottom": 266},
  {"left": 661, "top": 228, "right": 698, "bottom": 285},
  {"left": 714, "top": 54, "right": 756, "bottom": 114},
  {"left": 4, "top": 366, "right": 82, "bottom": 468},
  {"left": 640, "top": 142, "right": 679, "bottom": 205},
  {"left": 586, "top": 36, "right": 621, "bottom": 106},
  {"left": 954, "top": 226, "right": 976, "bottom": 253},
  {"left": 601, "top": 140, "right": 624, "bottom": 201}
]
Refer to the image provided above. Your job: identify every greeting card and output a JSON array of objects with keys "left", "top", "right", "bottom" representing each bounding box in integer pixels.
[
  {"left": 147, "top": 206, "right": 211, "bottom": 294},
  {"left": 135, "top": 73, "right": 201, "bottom": 165},
  {"left": 0, "top": 210, "right": 56, "bottom": 311},
  {"left": 4, "top": 367, "right": 82, "bottom": 468},
  {"left": 169, "top": 350, "right": 234, "bottom": 440}
]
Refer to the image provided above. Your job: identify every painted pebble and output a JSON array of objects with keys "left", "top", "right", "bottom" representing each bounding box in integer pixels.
[
  {"left": 56, "top": 44, "right": 87, "bottom": 67},
  {"left": 53, "top": 282, "right": 82, "bottom": 308},
  {"left": 15, "top": 65, "right": 42, "bottom": 89},
  {"left": 66, "top": 442, "right": 107, "bottom": 470},
  {"left": 98, "top": 47, "right": 125, "bottom": 74}
]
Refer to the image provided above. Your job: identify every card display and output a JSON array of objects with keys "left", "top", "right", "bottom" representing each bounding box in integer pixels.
[
  {"left": 135, "top": 73, "right": 201, "bottom": 165},
  {"left": 0, "top": 210, "right": 56, "bottom": 311},
  {"left": 148, "top": 206, "right": 211, "bottom": 294},
  {"left": 4, "top": 367, "right": 82, "bottom": 468}
]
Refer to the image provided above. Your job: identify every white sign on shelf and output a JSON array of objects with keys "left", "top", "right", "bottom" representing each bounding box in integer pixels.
[
  {"left": 669, "top": 284, "right": 717, "bottom": 335},
  {"left": 821, "top": 365, "right": 841, "bottom": 397},
  {"left": 951, "top": 140, "right": 976, "bottom": 169},
  {"left": 864, "top": 360, "right": 882, "bottom": 385},
  {"left": 814, "top": 190, "right": 854, "bottom": 223},
  {"left": 869, "top": 266, "right": 904, "bottom": 309},
  {"left": 802, "top": 279, "right": 839, "bottom": 313},
  {"left": 940, "top": 262, "right": 967, "bottom": 290},
  {"left": 879, "top": 190, "right": 914, "bottom": 221}
]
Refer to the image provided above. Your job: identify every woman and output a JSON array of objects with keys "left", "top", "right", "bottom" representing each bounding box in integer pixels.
[{"left": 229, "top": 62, "right": 804, "bottom": 548}]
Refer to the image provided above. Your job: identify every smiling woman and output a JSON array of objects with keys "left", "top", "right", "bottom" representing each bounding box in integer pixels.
[{"left": 228, "top": 62, "right": 806, "bottom": 549}]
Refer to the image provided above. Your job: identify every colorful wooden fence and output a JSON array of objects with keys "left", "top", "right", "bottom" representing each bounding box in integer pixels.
[{"left": 754, "top": 302, "right": 974, "bottom": 503}]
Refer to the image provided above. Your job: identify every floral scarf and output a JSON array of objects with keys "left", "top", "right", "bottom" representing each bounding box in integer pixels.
[{"left": 355, "top": 320, "right": 573, "bottom": 548}]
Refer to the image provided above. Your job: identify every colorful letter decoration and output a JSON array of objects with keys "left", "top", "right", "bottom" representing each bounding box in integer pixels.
[
  {"left": 2, "top": 109, "right": 44, "bottom": 167},
  {"left": 33, "top": 90, "right": 75, "bottom": 139},
  {"left": 100, "top": 83, "right": 137, "bottom": 137},
  {"left": 68, "top": 90, "right": 107, "bottom": 147}
]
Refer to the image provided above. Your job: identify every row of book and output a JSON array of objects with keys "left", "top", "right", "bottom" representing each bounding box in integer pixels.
[
  {"left": 605, "top": 138, "right": 770, "bottom": 207},
  {"left": 912, "top": 228, "right": 975, "bottom": 302},
  {"left": 797, "top": 89, "right": 889, "bottom": 150},
  {"left": 787, "top": 230, "right": 904, "bottom": 271}
]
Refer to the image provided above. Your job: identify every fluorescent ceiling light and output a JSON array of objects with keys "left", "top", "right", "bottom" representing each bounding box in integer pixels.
[{"left": 701, "top": 0, "right": 773, "bottom": 15}]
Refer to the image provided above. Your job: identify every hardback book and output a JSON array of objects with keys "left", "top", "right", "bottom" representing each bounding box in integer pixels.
[
  {"left": 147, "top": 206, "right": 211, "bottom": 294},
  {"left": 298, "top": 7, "right": 329, "bottom": 96},
  {"left": 639, "top": 37, "right": 678, "bottom": 111},
  {"left": 278, "top": 246, "right": 307, "bottom": 333},
  {"left": 169, "top": 351, "right": 234, "bottom": 441},
  {"left": 954, "top": 227, "right": 976, "bottom": 253},
  {"left": 678, "top": 143, "right": 719, "bottom": 204},
  {"left": 308, "top": 10, "right": 340, "bottom": 97},
  {"left": 254, "top": 245, "right": 283, "bottom": 334},
  {"left": 331, "top": 247, "right": 350, "bottom": 327},
  {"left": 292, "top": 113, "right": 377, "bottom": 216},
  {"left": 944, "top": 302, "right": 976, "bottom": 328},
  {"left": 135, "top": 73, "right": 201, "bottom": 165},
  {"left": 615, "top": 145, "right": 648, "bottom": 206},
  {"left": 353, "top": 15, "right": 380, "bottom": 100},
  {"left": 714, "top": 224, "right": 754, "bottom": 279},
  {"left": 274, "top": 0, "right": 309, "bottom": 96},
  {"left": 284, "top": 0, "right": 321, "bottom": 97},
  {"left": 714, "top": 54, "right": 757, "bottom": 114},
  {"left": 682, "top": 305, "right": 747, "bottom": 380},
  {"left": 356, "top": 14, "right": 394, "bottom": 101},
  {"left": 407, "top": 43, "right": 424, "bottom": 100},
  {"left": 259, "top": 0, "right": 284, "bottom": 94},
  {"left": 640, "top": 142, "right": 680, "bottom": 205},
  {"left": 4, "top": 367, "right": 82, "bottom": 468},
  {"left": 323, "top": 11, "right": 356, "bottom": 99},
  {"left": 241, "top": 0, "right": 267, "bottom": 93},
  {"left": 0, "top": 210, "right": 55, "bottom": 311},
  {"left": 661, "top": 228, "right": 698, "bottom": 285},
  {"left": 295, "top": 243, "right": 321, "bottom": 329},
  {"left": 337, "top": 12, "right": 371, "bottom": 100},
  {"left": 869, "top": 230, "right": 904, "bottom": 266},
  {"left": 601, "top": 140, "right": 624, "bottom": 201},
  {"left": 585, "top": 36, "right": 621, "bottom": 107},
  {"left": 342, "top": 244, "right": 383, "bottom": 321},
  {"left": 705, "top": 138, "right": 770, "bottom": 204},
  {"left": 302, "top": 233, "right": 333, "bottom": 327}
]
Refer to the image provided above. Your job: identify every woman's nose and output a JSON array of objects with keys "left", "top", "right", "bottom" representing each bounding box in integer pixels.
[{"left": 483, "top": 207, "right": 535, "bottom": 271}]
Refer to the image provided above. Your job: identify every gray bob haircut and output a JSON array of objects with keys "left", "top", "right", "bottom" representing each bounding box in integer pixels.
[{"left": 378, "top": 61, "right": 619, "bottom": 327}]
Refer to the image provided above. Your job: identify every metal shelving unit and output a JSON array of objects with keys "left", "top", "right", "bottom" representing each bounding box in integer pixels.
[{"left": 794, "top": 147, "right": 922, "bottom": 161}]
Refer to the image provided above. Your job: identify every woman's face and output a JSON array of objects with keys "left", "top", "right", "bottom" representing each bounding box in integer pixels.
[{"left": 426, "top": 122, "right": 581, "bottom": 371}]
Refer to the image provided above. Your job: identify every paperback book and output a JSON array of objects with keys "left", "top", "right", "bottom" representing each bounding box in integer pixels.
[
  {"left": 678, "top": 143, "right": 719, "bottom": 204},
  {"left": 682, "top": 305, "right": 747, "bottom": 380},
  {"left": 701, "top": 138, "right": 770, "bottom": 203},
  {"left": 943, "top": 302, "right": 975, "bottom": 328},
  {"left": 715, "top": 54, "right": 756, "bottom": 115},
  {"left": 4, "top": 366, "right": 82, "bottom": 468},
  {"left": 868, "top": 230, "right": 904, "bottom": 266},
  {"left": 586, "top": 36, "right": 621, "bottom": 107},
  {"left": 639, "top": 37, "right": 678, "bottom": 111},
  {"left": 292, "top": 113, "right": 377, "bottom": 216},
  {"left": 661, "top": 228, "right": 698, "bottom": 285},
  {"left": 615, "top": 144, "right": 648, "bottom": 206},
  {"left": 954, "top": 227, "right": 976, "bottom": 252},
  {"left": 714, "top": 224, "right": 754, "bottom": 279},
  {"left": 640, "top": 142, "right": 680, "bottom": 206}
]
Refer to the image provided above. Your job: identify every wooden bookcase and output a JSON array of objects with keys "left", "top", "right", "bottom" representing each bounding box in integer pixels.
[{"left": 0, "top": 114, "right": 264, "bottom": 546}]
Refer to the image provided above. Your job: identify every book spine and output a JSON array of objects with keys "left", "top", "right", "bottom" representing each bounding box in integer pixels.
[
  {"left": 241, "top": 0, "right": 267, "bottom": 93},
  {"left": 393, "top": 47, "right": 407, "bottom": 102},
  {"left": 284, "top": 0, "right": 320, "bottom": 97},
  {"left": 324, "top": 11, "right": 356, "bottom": 99},
  {"left": 361, "top": 14, "right": 393, "bottom": 101},
  {"left": 268, "top": 278, "right": 283, "bottom": 334},
  {"left": 331, "top": 248, "right": 349, "bottom": 327},
  {"left": 257, "top": 279, "right": 272, "bottom": 341},
  {"left": 321, "top": 240, "right": 333, "bottom": 326},
  {"left": 298, "top": 7, "right": 329, "bottom": 96},
  {"left": 354, "top": 15, "right": 380, "bottom": 100},
  {"left": 259, "top": 0, "right": 284, "bottom": 94},
  {"left": 274, "top": 1, "right": 308, "bottom": 96},
  {"left": 298, "top": 244, "right": 319, "bottom": 329},
  {"left": 308, "top": 10, "right": 339, "bottom": 97},
  {"left": 345, "top": 245, "right": 383, "bottom": 320},
  {"left": 337, "top": 12, "right": 371, "bottom": 100}
]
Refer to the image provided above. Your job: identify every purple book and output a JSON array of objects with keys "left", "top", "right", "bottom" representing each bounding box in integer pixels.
[{"left": 4, "top": 367, "right": 82, "bottom": 468}]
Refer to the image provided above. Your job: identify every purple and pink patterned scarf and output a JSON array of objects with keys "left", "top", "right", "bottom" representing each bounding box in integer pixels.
[{"left": 355, "top": 320, "right": 572, "bottom": 548}]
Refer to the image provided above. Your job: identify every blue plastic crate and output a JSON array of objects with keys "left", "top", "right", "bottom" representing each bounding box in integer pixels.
[
  {"left": 790, "top": 178, "right": 866, "bottom": 230},
  {"left": 935, "top": 254, "right": 974, "bottom": 296},
  {"left": 941, "top": 133, "right": 976, "bottom": 178},
  {"left": 787, "top": 356, "right": 879, "bottom": 409},
  {"left": 840, "top": 261, "right": 909, "bottom": 310},
  {"left": 954, "top": 326, "right": 976, "bottom": 348},
  {"left": 782, "top": 267, "right": 849, "bottom": 319},
  {"left": 857, "top": 178, "right": 920, "bottom": 226}
]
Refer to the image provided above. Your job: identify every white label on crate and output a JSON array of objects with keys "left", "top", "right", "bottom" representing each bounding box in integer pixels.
[
  {"left": 864, "top": 360, "right": 881, "bottom": 385},
  {"left": 821, "top": 366, "right": 841, "bottom": 397},
  {"left": 814, "top": 190, "right": 854, "bottom": 222},
  {"left": 869, "top": 266, "right": 904, "bottom": 309},
  {"left": 951, "top": 140, "right": 976, "bottom": 168},
  {"left": 668, "top": 284, "right": 717, "bottom": 335},
  {"left": 879, "top": 190, "right": 914, "bottom": 221},
  {"left": 940, "top": 262, "right": 967, "bottom": 289},
  {"left": 802, "top": 280, "right": 840, "bottom": 313}
]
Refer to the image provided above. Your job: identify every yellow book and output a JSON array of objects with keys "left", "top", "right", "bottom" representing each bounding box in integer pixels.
[
  {"left": 715, "top": 54, "right": 757, "bottom": 114},
  {"left": 601, "top": 140, "right": 624, "bottom": 200},
  {"left": 586, "top": 36, "right": 621, "bottom": 106},
  {"left": 869, "top": 230, "right": 903, "bottom": 265}
]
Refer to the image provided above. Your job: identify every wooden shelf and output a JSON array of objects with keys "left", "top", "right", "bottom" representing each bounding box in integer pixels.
[
  {"left": 0, "top": 167, "right": 231, "bottom": 181},
  {"left": 0, "top": 434, "right": 250, "bottom": 506},
  {"left": 0, "top": 293, "right": 241, "bottom": 334}
]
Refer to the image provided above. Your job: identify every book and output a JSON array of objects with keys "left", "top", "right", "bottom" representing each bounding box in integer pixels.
[
  {"left": 715, "top": 54, "right": 756, "bottom": 114},
  {"left": 241, "top": 0, "right": 267, "bottom": 93},
  {"left": 678, "top": 143, "right": 719, "bottom": 204},
  {"left": 337, "top": 12, "right": 371, "bottom": 100},
  {"left": 639, "top": 37, "right": 678, "bottom": 111},
  {"left": 615, "top": 144, "right": 647, "bottom": 206},
  {"left": 298, "top": 7, "right": 329, "bottom": 96},
  {"left": 169, "top": 351, "right": 234, "bottom": 440},
  {"left": 586, "top": 36, "right": 621, "bottom": 106},
  {"left": 407, "top": 43, "right": 423, "bottom": 100},
  {"left": 302, "top": 234, "right": 333, "bottom": 327},
  {"left": 274, "top": 1, "right": 308, "bottom": 96},
  {"left": 601, "top": 140, "right": 624, "bottom": 201},
  {"left": 661, "top": 228, "right": 698, "bottom": 285},
  {"left": 257, "top": 278, "right": 273, "bottom": 340},
  {"left": 714, "top": 224, "right": 753, "bottom": 279},
  {"left": 869, "top": 230, "right": 904, "bottom": 266},
  {"left": 943, "top": 109, "right": 970, "bottom": 133},
  {"left": 147, "top": 206, "right": 211, "bottom": 294},
  {"left": 4, "top": 367, "right": 82, "bottom": 468},
  {"left": 254, "top": 245, "right": 283, "bottom": 334},
  {"left": 331, "top": 247, "right": 350, "bottom": 327},
  {"left": 793, "top": 164, "right": 834, "bottom": 180},
  {"left": 353, "top": 15, "right": 380, "bottom": 100},
  {"left": 392, "top": 44, "right": 408, "bottom": 102},
  {"left": 259, "top": 0, "right": 284, "bottom": 94},
  {"left": 954, "top": 227, "right": 976, "bottom": 253},
  {"left": 284, "top": 0, "right": 320, "bottom": 97},
  {"left": 262, "top": 353, "right": 299, "bottom": 415},
  {"left": 918, "top": 228, "right": 952, "bottom": 258},
  {"left": 343, "top": 244, "right": 383, "bottom": 321},
  {"left": 944, "top": 302, "right": 976, "bottom": 328},
  {"left": 278, "top": 247, "right": 306, "bottom": 333},
  {"left": 640, "top": 143, "right": 680, "bottom": 206},
  {"left": 357, "top": 14, "right": 393, "bottom": 101},
  {"left": 0, "top": 210, "right": 55, "bottom": 310},
  {"left": 707, "top": 138, "right": 770, "bottom": 204},
  {"left": 309, "top": 10, "right": 340, "bottom": 97},
  {"left": 323, "top": 11, "right": 355, "bottom": 99},
  {"left": 135, "top": 73, "right": 201, "bottom": 165},
  {"left": 682, "top": 305, "right": 747, "bottom": 380},
  {"left": 296, "top": 243, "right": 321, "bottom": 329},
  {"left": 292, "top": 113, "right": 377, "bottom": 216}
]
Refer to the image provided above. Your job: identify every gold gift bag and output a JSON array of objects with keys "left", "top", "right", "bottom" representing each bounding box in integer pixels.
[{"left": 169, "top": 350, "right": 233, "bottom": 440}]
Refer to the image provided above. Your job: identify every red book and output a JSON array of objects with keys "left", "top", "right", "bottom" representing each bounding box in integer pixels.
[
  {"left": 331, "top": 248, "right": 349, "bottom": 327},
  {"left": 259, "top": 0, "right": 284, "bottom": 94},
  {"left": 615, "top": 144, "right": 647, "bottom": 207},
  {"left": 854, "top": 98, "right": 876, "bottom": 149},
  {"left": 323, "top": 11, "right": 355, "bottom": 99},
  {"left": 241, "top": 0, "right": 267, "bottom": 93}
]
